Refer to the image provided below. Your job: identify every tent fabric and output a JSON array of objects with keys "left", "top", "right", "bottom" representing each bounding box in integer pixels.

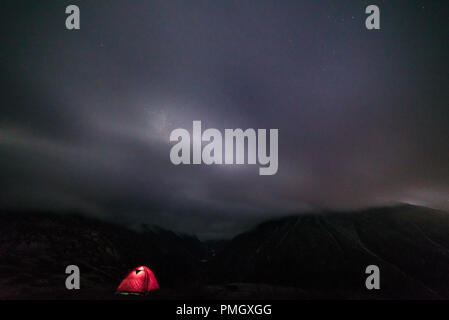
[{"left": 116, "top": 266, "right": 159, "bottom": 294}]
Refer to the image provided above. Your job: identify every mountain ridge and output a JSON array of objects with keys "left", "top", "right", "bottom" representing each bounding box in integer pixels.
[{"left": 1, "top": 204, "right": 449, "bottom": 299}]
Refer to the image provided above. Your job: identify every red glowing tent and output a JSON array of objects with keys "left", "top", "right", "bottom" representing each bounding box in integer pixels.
[{"left": 116, "top": 266, "right": 159, "bottom": 295}]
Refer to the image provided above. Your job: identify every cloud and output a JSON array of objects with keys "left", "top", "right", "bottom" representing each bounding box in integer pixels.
[{"left": 0, "top": 1, "right": 448, "bottom": 238}]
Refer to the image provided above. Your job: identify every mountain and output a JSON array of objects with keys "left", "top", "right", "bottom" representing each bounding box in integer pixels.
[
  {"left": 209, "top": 205, "right": 449, "bottom": 299},
  {"left": 1, "top": 205, "right": 449, "bottom": 299},
  {"left": 0, "top": 211, "right": 207, "bottom": 299}
]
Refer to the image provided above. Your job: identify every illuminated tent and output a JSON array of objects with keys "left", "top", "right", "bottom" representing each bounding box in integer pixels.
[{"left": 116, "top": 266, "right": 159, "bottom": 294}]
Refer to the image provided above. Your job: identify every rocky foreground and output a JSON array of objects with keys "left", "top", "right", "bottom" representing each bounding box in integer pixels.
[{"left": 1, "top": 205, "right": 449, "bottom": 299}]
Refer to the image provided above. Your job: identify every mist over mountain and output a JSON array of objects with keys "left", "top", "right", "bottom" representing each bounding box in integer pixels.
[{"left": 1, "top": 1, "right": 448, "bottom": 239}]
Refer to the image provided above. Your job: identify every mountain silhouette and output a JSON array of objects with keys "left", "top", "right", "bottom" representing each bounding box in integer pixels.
[
  {"left": 210, "top": 205, "right": 449, "bottom": 298},
  {"left": 1, "top": 205, "right": 449, "bottom": 299}
]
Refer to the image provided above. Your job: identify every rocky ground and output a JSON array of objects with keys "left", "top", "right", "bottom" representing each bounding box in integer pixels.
[{"left": 1, "top": 205, "right": 449, "bottom": 299}]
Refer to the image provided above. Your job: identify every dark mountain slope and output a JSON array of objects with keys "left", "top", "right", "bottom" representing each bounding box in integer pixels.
[
  {"left": 0, "top": 211, "right": 206, "bottom": 298},
  {"left": 1, "top": 205, "right": 449, "bottom": 299},
  {"left": 210, "top": 205, "right": 449, "bottom": 299}
]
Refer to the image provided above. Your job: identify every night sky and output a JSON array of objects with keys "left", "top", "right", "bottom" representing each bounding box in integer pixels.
[{"left": 1, "top": 1, "right": 448, "bottom": 238}]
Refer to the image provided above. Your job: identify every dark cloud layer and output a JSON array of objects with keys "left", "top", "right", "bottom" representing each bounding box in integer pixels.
[{"left": 1, "top": 1, "right": 448, "bottom": 238}]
